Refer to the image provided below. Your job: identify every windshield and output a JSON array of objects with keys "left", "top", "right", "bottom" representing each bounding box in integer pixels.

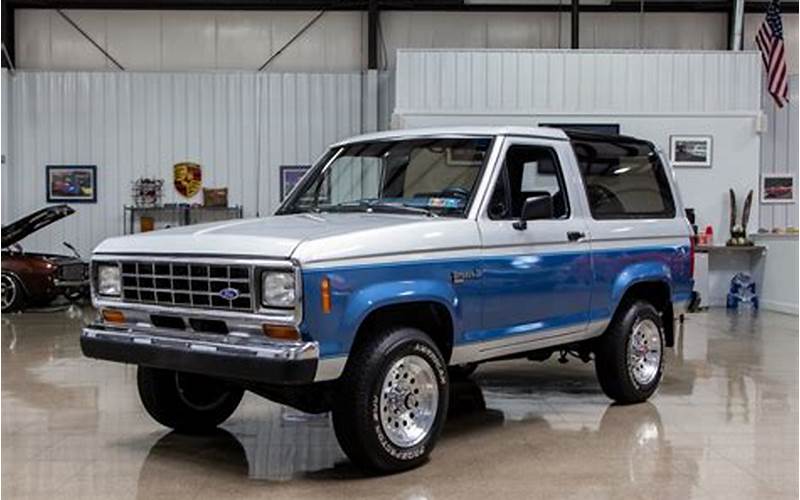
[{"left": 279, "top": 137, "right": 493, "bottom": 217}]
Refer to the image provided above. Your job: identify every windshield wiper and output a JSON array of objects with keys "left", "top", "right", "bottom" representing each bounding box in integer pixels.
[
  {"left": 369, "top": 202, "right": 436, "bottom": 217},
  {"left": 323, "top": 200, "right": 436, "bottom": 217}
]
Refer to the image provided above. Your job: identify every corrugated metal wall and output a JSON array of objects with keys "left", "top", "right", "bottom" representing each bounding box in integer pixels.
[
  {"left": 380, "top": 12, "right": 734, "bottom": 67},
  {"left": 759, "top": 75, "right": 799, "bottom": 230},
  {"left": 395, "top": 49, "right": 762, "bottom": 114},
  {"left": 5, "top": 71, "right": 362, "bottom": 256},
  {"left": 14, "top": 10, "right": 365, "bottom": 72},
  {"left": 21, "top": 10, "right": 798, "bottom": 72},
  {"left": 1, "top": 70, "right": 10, "bottom": 222}
]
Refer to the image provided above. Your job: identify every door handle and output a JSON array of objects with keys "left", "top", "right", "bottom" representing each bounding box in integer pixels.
[{"left": 567, "top": 231, "right": 586, "bottom": 242}]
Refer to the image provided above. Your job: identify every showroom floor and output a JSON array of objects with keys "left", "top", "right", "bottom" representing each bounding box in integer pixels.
[{"left": 2, "top": 306, "right": 797, "bottom": 499}]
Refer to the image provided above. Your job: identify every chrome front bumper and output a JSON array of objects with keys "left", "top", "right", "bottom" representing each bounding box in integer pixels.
[{"left": 81, "top": 323, "right": 320, "bottom": 385}]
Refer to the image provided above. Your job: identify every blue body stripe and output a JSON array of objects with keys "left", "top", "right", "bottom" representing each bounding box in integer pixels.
[{"left": 301, "top": 244, "right": 693, "bottom": 358}]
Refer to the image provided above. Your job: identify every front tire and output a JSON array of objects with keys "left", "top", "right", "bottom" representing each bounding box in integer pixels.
[
  {"left": 594, "top": 300, "right": 664, "bottom": 404},
  {"left": 332, "top": 326, "right": 449, "bottom": 473},
  {"left": 137, "top": 367, "right": 244, "bottom": 434},
  {"left": 1, "top": 273, "right": 26, "bottom": 313}
]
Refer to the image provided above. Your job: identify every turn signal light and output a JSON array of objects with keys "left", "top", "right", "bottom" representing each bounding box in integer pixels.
[
  {"left": 321, "top": 277, "right": 331, "bottom": 314},
  {"left": 101, "top": 309, "right": 125, "bottom": 324},
  {"left": 262, "top": 324, "right": 300, "bottom": 341}
]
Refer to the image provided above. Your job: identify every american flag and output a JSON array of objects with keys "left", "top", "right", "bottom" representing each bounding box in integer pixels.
[{"left": 756, "top": 0, "right": 789, "bottom": 107}]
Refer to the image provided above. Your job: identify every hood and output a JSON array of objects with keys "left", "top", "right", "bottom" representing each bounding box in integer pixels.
[
  {"left": 2, "top": 205, "right": 75, "bottom": 248},
  {"left": 93, "top": 213, "right": 473, "bottom": 261}
]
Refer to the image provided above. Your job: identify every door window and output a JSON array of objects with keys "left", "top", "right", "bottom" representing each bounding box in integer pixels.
[{"left": 488, "top": 145, "right": 569, "bottom": 220}]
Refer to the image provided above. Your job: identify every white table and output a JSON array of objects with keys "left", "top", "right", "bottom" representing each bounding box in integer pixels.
[{"left": 693, "top": 245, "right": 767, "bottom": 307}]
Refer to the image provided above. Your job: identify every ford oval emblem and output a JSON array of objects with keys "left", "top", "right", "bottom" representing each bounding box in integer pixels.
[{"left": 218, "top": 287, "right": 240, "bottom": 300}]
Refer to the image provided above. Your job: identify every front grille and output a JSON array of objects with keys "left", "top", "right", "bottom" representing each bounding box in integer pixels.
[
  {"left": 120, "top": 261, "right": 253, "bottom": 312},
  {"left": 59, "top": 263, "right": 87, "bottom": 281}
]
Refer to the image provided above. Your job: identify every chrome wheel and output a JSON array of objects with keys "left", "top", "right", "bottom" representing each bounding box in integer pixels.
[
  {"left": 627, "top": 318, "right": 662, "bottom": 387},
  {"left": 1, "top": 274, "right": 17, "bottom": 311},
  {"left": 379, "top": 355, "right": 439, "bottom": 448}
]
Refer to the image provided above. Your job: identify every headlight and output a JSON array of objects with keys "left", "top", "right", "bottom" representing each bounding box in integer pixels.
[
  {"left": 96, "top": 263, "right": 121, "bottom": 297},
  {"left": 261, "top": 271, "right": 296, "bottom": 308}
]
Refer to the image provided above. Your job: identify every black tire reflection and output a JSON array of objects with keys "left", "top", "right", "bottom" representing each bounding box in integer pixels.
[{"left": 137, "top": 429, "right": 248, "bottom": 498}]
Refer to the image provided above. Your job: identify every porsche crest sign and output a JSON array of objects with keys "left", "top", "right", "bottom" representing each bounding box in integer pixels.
[{"left": 173, "top": 162, "right": 202, "bottom": 198}]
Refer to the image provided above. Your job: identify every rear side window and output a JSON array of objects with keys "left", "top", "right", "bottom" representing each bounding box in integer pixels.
[{"left": 572, "top": 138, "right": 676, "bottom": 219}]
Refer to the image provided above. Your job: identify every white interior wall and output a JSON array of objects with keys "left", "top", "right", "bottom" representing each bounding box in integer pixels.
[
  {"left": 15, "top": 10, "right": 797, "bottom": 73},
  {"left": 393, "top": 50, "right": 763, "bottom": 241},
  {"left": 4, "top": 71, "right": 362, "bottom": 256}
]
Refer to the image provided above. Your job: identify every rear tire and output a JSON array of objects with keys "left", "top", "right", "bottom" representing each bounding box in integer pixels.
[
  {"left": 594, "top": 300, "right": 664, "bottom": 404},
  {"left": 332, "top": 326, "right": 449, "bottom": 473},
  {"left": 137, "top": 366, "right": 244, "bottom": 434}
]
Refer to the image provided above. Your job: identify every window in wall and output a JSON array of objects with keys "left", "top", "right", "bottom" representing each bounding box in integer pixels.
[
  {"left": 572, "top": 138, "right": 676, "bottom": 219},
  {"left": 488, "top": 145, "right": 569, "bottom": 220}
]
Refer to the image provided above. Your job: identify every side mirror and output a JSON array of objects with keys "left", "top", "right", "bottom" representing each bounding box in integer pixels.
[{"left": 512, "top": 195, "right": 553, "bottom": 230}]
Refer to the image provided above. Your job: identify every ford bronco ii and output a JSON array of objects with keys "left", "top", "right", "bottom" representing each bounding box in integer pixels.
[{"left": 82, "top": 127, "right": 693, "bottom": 472}]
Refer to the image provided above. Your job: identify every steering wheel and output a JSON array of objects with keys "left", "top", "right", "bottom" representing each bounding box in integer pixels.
[{"left": 438, "top": 187, "right": 470, "bottom": 199}]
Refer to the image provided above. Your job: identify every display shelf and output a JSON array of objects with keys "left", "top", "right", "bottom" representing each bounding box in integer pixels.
[
  {"left": 123, "top": 205, "right": 244, "bottom": 234},
  {"left": 696, "top": 245, "right": 766, "bottom": 254}
]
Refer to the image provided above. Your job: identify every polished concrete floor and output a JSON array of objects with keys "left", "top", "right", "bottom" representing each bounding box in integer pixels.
[{"left": 2, "top": 306, "right": 797, "bottom": 499}]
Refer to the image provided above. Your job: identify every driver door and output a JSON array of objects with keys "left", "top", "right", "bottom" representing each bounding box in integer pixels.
[{"left": 476, "top": 138, "right": 593, "bottom": 353}]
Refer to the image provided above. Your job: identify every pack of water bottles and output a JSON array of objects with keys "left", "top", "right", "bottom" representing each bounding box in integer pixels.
[{"left": 726, "top": 272, "right": 759, "bottom": 310}]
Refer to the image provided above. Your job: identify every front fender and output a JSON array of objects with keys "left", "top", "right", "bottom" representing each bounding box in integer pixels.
[
  {"left": 610, "top": 262, "right": 672, "bottom": 311},
  {"left": 339, "top": 279, "right": 461, "bottom": 341}
]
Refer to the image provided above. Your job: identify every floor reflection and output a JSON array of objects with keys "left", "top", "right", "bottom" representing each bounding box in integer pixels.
[
  {"left": 2, "top": 308, "right": 797, "bottom": 499},
  {"left": 136, "top": 377, "right": 697, "bottom": 498}
]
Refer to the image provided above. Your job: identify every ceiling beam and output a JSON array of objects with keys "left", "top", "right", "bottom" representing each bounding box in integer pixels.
[{"left": 5, "top": 1, "right": 798, "bottom": 13}]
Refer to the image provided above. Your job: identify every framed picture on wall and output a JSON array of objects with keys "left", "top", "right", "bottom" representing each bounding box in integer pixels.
[
  {"left": 669, "top": 135, "right": 712, "bottom": 168},
  {"left": 280, "top": 165, "right": 311, "bottom": 201},
  {"left": 761, "top": 174, "right": 796, "bottom": 204},
  {"left": 46, "top": 165, "right": 97, "bottom": 203}
]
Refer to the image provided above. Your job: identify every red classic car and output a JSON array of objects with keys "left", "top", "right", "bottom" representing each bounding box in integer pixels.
[{"left": 2, "top": 205, "right": 89, "bottom": 312}]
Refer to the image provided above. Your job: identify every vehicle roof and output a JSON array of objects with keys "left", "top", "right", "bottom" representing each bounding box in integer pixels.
[
  {"left": 562, "top": 129, "right": 651, "bottom": 145},
  {"left": 332, "top": 126, "right": 569, "bottom": 146}
]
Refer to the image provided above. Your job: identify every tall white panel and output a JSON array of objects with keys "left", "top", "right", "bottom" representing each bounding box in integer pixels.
[
  {"left": 396, "top": 49, "right": 762, "bottom": 114},
  {"left": 759, "top": 75, "right": 799, "bottom": 231},
  {"left": 394, "top": 49, "right": 763, "bottom": 242},
  {"left": 4, "top": 71, "right": 362, "bottom": 256}
]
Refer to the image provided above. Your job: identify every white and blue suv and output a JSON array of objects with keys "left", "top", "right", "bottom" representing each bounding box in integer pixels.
[{"left": 82, "top": 126, "right": 693, "bottom": 473}]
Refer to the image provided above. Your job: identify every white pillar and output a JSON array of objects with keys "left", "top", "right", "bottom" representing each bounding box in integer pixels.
[
  {"left": 362, "top": 69, "right": 379, "bottom": 133},
  {"left": 731, "top": 0, "right": 746, "bottom": 50}
]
